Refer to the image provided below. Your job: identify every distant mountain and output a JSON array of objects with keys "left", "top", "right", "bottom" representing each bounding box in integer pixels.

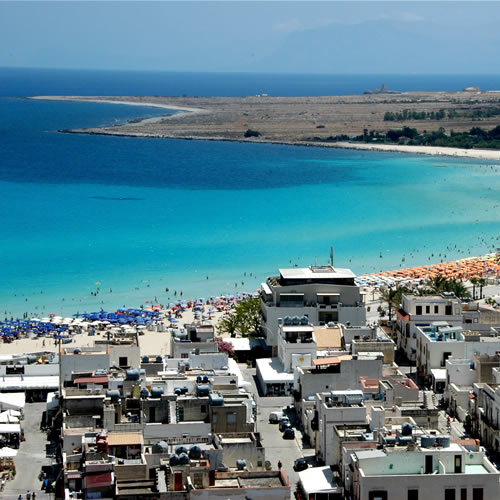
[{"left": 247, "top": 19, "right": 500, "bottom": 74}]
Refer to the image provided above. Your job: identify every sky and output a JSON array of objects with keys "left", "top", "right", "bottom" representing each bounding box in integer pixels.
[{"left": 0, "top": 1, "right": 499, "bottom": 74}]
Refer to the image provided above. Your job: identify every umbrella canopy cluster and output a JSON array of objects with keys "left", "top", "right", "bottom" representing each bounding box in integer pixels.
[
  {"left": 1, "top": 308, "right": 164, "bottom": 343},
  {"left": 357, "top": 254, "right": 500, "bottom": 289}
]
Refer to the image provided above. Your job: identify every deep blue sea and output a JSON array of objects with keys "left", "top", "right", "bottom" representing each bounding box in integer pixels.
[{"left": 1, "top": 68, "right": 500, "bottom": 316}]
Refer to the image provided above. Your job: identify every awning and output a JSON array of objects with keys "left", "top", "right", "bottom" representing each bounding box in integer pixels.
[
  {"left": 312, "top": 355, "right": 352, "bottom": 367},
  {"left": 74, "top": 376, "right": 109, "bottom": 385},
  {"left": 317, "top": 293, "right": 340, "bottom": 296},
  {"left": 0, "top": 423, "right": 21, "bottom": 434}
]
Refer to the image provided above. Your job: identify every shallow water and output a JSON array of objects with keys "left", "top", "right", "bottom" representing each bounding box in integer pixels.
[{"left": 1, "top": 96, "right": 500, "bottom": 317}]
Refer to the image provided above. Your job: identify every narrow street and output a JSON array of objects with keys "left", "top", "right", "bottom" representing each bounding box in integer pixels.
[{"left": 4, "top": 402, "right": 53, "bottom": 499}]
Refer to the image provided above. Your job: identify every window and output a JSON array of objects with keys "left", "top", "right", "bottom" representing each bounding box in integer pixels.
[
  {"left": 425, "top": 305, "right": 430, "bottom": 314},
  {"left": 434, "top": 305, "right": 439, "bottom": 314},
  {"left": 369, "top": 492, "right": 387, "bottom": 500},
  {"left": 416, "top": 305, "right": 422, "bottom": 315},
  {"left": 200, "top": 405, "right": 207, "bottom": 413},
  {"left": 408, "top": 490, "right": 419, "bottom": 500},
  {"left": 227, "top": 413, "right": 237, "bottom": 424},
  {"left": 445, "top": 305, "right": 452, "bottom": 315},
  {"left": 118, "top": 356, "right": 128, "bottom": 367},
  {"left": 472, "top": 489, "right": 483, "bottom": 500},
  {"left": 445, "top": 489, "right": 456, "bottom": 500},
  {"left": 461, "top": 489, "right": 467, "bottom": 500}
]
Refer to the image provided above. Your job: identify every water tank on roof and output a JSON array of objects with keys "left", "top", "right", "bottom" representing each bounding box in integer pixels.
[
  {"left": 156, "top": 355, "right": 163, "bottom": 363},
  {"left": 327, "top": 322, "right": 336, "bottom": 328},
  {"left": 73, "top": 348, "right": 82, "bottom": 355},
  {"left": 27, "top": 355, "right": 38, "bottom": 364},
  {"left": 177, "top": 452, "right": 190, "bottom": 465},
  {"left": 196, "top": 384, "right": 210, "bottom": 397},
  {"left": 401, "top": 423, "right": 413, "bottom": 436},
  {"left": 301, "top": 316, "right": 309, "bottom": 325},
  {"left": 152, "top": 441, "right": 169, "bottom": 454},
  {"left": 142, "top": 355, "right": 149, "bottom": 363},
  {"left": 399, "top": 436, "right": 413, "bottom": 445},
  {"left": 284, "top": 316, "right": 291, "bottom": 325},
  {"left": 277, "top": 318, "right": 283, "bottom": 325},
  {"left": 292, "top": 316, "right": 300, "bottom": 325},
  {"left": 436, "top": 435, "right": 451, "bottom": 448},
  {"left": 175, "top": 445, "right": 189, "bottom": 456},
  {"left": 189, "top": 445, "right": 202, "bottom": 460},
  {"left": 140, "top": 387, "right": 150, "bottom": 399},
  {"left": 169, "top": 454, "right": 180, "bottom": 466},
  {"left": 126, "top": 369, "right": 140, "bottom": 381},
  {"left": 383, "top": 436, "right": 396, "bottom": 446},
  {"left": 151, "top": 386, "right": 164, "bottom": 398},
  {"left": 202, "top": 375, "right": 209, "bottom": 384},
  {"left": 106, "top": 390, "right": 120, "bottom": 402},
  {"left": 209, "top": 393, "right": 224, "bottom": 406},
  {"left": 421, "top": 435, "right": 436, "bottom": 448},
  {"left": 236, "top": 459, "right": 247, "bottom": 470},
  {"left": 196, "top": 376, "right": 202, "bottom": 383}
]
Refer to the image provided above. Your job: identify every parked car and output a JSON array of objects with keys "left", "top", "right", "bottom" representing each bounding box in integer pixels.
[
  {"left": 269, "top": 411, "right": 284, "bottom": 424},
  {"left": 282, "top": 428, "right": 295, "bottom": 439},
  {"left": 279, "top": 416, "right": 291, "bottom": 432},
  {"left": 294, "top": 457, "right": 309, "bottom": 471}
]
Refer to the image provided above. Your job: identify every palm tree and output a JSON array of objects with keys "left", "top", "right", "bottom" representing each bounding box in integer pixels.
[
  {"left": 470, "top": 277, "right": 479, "bottom": 300},
  {"left": 426, "top": 274, "right": 449, "bottom": 294},
  {"left": 477, "top": 277, "right": 487, "bottom": 299},
  {"left": 380, "top": 285, "right": 409, "bottom": 323},
  {"left": 447, "top": 280, "right": 470, "bottom": 299}
]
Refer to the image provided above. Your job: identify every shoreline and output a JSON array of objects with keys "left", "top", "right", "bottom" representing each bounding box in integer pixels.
[
  {"left": 32, "top": 95, "right": 500, "bottom": 161},
  {"left": 29, "top": 95, "right": 209, "bottom": 126}
]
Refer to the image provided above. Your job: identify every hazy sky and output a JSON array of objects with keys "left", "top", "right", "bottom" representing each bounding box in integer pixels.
[{"left": 1, "top": 1, "right": 499, "bottom": 73}]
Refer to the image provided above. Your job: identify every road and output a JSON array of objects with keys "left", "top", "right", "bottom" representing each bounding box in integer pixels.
[
  {"left": 239, "top": 364, "right": 315, "bottom": 496},
  {"left": 4, "top": 402, "right": 53, "bottom": 499}
]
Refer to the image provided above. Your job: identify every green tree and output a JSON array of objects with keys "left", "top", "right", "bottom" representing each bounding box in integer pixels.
[{"left": 235, "top": 297, "right": 262, "bottom": 336}]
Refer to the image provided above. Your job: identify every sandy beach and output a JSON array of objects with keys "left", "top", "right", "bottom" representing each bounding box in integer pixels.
[
  {"left": 32, "top": 93, "right": 500, "bottom": 161},
  {"left": 0, "top": 306, "right": 227, "bottom": 357}
]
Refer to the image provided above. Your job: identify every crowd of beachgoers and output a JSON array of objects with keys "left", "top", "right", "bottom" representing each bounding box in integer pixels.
[{"left": 0, "top": 294, "right": 257, "bottom": 345}]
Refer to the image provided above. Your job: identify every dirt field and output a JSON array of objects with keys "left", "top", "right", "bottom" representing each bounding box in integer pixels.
[{"left": 44, "top": 91, "right": 500, "bottom": 143}]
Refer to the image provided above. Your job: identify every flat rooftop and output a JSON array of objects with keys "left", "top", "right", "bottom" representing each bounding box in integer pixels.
[
  {"left": 280, "top": 266, "right": 356, "bottom": 280},
  {"left": 298, "top": 466, "right": 341, "bottom": 494}
]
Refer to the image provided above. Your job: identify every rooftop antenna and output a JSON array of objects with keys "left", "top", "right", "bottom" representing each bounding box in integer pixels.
[{"left": 330, "top": 247, "right": 334, "bottom": 267}]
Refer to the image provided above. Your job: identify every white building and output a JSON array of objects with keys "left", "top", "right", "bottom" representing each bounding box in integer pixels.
[
  {"left": 315, "top": 390, "right": 367, "bottom": 465},
  {"left": 295, "top": 354, "right": 383, "bottom": 402},
  {"left": 260, "top": 265, "right": 366, "bottom": 353},
  {"left": 348, "top": 439, "right": 500, "bottom": 500},
  {"left": 416, "top": 322, "right": 500, "bottom": 383},
  {"left": 397, "top": 294, "right": 464, "bottom": 362}
]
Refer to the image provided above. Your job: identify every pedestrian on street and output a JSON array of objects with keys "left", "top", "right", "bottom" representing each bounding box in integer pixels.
[{"left": 278, "top": 460, "right": 282, "bottom": 469}]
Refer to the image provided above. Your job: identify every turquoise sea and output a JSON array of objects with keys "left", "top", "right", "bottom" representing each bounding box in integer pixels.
[{"left": 1, "top": 69, "right": 500, "bottom": 317}]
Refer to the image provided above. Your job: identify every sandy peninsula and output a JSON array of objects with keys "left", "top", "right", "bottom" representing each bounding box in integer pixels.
[{"left": 32, "top": 93, "right": 500, "bottom": 160}]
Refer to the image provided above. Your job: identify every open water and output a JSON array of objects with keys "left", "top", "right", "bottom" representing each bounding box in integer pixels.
[{"left": 1, "top": 68, "right": 500, "bottom": 316}]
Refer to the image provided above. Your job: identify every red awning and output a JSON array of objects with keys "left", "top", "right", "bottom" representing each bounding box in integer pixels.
[
  {"left": 84, "top": 472, "right": 113, "bottom": 488},
  {"left": 74, "top": 376, "right": 109, "bottom": 385}
]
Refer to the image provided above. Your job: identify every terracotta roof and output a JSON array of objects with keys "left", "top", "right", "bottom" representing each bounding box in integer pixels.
[
  {"left": 107, "top": 432, "right": 143, "bottom": 446},
  {"left": 313, "top": 327, "right": 343, "bottom": 349}
]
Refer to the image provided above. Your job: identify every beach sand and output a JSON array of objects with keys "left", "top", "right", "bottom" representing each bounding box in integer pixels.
[{"left": 0, "top": 307, "right": 227, "bottom": 357}]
